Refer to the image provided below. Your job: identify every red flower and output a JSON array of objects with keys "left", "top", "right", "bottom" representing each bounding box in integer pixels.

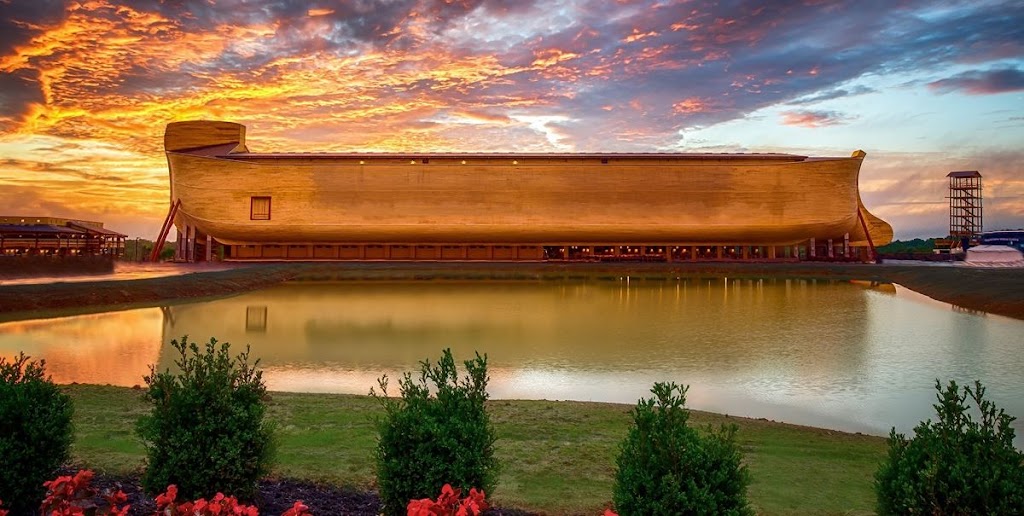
[
  {"left": 41, "top": 470, "right": 99, "bottom": 516},
  {"left": 106, "top": 505, "right": 130, "bottom": 516},
  {"left": 102, "top": 488, "right": 129, "bottom": 516},
  {"left": 155, "top": 485, "right": 179, "bottom": 508},
  {"left": 282, "top": 501, "right": 311, "bottom": 516},
  {"left": 72, "top": 471, "right": 94, "bottom": 490},
  {"left": 406, "top": 498, "right": 440, "bottom": 516},
  {"left": 604, "top": 510, "right": 619, "bottom": 516},
  {"left": 193, "top": 498, "right": 209, "bottom": 513},
  {"left": 406, "top": 485, "right": 489, "bottom": 516},
  {"left": 436, "top": 484, "right": 460, "bottom": 508}
]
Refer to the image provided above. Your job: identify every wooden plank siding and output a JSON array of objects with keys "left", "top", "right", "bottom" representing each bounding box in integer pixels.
[{"left": 164, "top": 121, "right": 893, "bottom": 262}]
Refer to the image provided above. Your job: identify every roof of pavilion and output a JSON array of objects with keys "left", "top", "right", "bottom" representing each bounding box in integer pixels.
[
  {"left": 0, "top": 224, "right": 87, "bottom": 236},
  {"left": 67, "top": 222, "right": 127, "bottom": 237},
  {"left": 0, "top": 224, "right": 126, "bottom": 238}
]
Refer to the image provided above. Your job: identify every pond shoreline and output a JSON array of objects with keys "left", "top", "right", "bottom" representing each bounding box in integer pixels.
[{"left": 2, "top": 261, "right": 1023, "bottom": 322}]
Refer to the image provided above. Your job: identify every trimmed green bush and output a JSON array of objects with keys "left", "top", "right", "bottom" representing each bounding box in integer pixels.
[
  {"left": 0, "top": 353, "right": 74, "bottom": 515},
  {"left": 875, "top": 379, "right": 1024, "bottom": 515},
  {"left": 372, "top": 349, "right": 497, "bottom": 516},
  {"left": 613, "top": 382, "right": 752, "bottom": 515},
  {"left": 136, "top": 336, "right": 274, "bottom": 500}
]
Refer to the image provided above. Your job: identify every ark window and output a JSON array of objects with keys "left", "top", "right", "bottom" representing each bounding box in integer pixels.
[{"left": 250, "top": 196, "right": 271, "bottom": 220}]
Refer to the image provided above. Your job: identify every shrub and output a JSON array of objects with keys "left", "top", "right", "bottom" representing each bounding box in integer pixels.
[
  {"left": 613, "top": 382, "right": 752, "bottom": 515},
  {"left": 875, "top": 379, "right": 1024, "bottom": 515},
  {"left": 136, "top": 336, "right": 274, "bottom": 501},
  {"left": 0, "top": 353, "right": 74, "bottom": 515},
  {"left": 371, "top": 349, "right": 497, "bottom": 516}
]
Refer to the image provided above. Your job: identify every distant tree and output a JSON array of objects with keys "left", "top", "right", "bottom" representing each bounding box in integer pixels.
[
  {"left": 877, "top": 238, "right": 939, "bottom": 254},
  {"left": 158, "top": 243, "right": 177, "bottom": 261},
  {"left": 123, "top": 238, "right": 153, "bottom": 261}
]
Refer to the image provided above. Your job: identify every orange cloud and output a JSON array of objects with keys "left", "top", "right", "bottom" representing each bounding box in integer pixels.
[
  {"left": 672, "top": 97, "right": 711, "bottom": 114},
  {"left": 780, "top": 110, "right": 848, "bottom": 128},
  {"left": 530, "top": 48, "right": 581, "bottom": 68},
  {"left": 623, "top": 29, "right": 658, "bottom": 43}
]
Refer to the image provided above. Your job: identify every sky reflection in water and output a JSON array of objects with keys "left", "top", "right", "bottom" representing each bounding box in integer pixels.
[{"left": 1, "top": 279, "right": 1021, "bottom": 444}]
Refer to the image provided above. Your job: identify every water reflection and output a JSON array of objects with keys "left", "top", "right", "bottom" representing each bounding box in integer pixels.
[
  {"left": 0, "top": 308, "right": 162, "bottom": 386},
  {"left": 159, "top": 280, "right": 875, "bottom": 389},
  {"left": 1, "top": 279, "right": 1022, "bottom": 444}
]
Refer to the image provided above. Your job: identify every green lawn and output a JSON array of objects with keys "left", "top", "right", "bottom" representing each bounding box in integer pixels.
[{"left": 65, "top": 384, "right": 886, "bottom": 515}]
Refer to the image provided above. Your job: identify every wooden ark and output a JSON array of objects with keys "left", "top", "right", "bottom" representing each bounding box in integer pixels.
[{"left": 161, "top": 121, "right": 893, "bottom": 262}]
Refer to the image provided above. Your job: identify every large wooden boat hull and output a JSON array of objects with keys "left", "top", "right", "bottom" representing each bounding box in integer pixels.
[{"left": 164, "top": 121, "right": 892, "bottom": 254}]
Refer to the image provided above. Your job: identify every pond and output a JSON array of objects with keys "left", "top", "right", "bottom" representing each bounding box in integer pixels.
[{"left": 2, "top": 278, "right": 1021, "bottom": 442}]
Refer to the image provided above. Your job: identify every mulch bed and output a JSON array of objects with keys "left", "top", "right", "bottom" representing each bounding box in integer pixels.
[{"left": 61, "top": 468, "right": 534, "bottom": 515}]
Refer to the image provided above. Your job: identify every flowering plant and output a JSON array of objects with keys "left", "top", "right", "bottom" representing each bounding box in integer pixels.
[
  {"left": 153, "top": 485, "right": 312, "bottom": 516},
  {"left": 153, "top": 485, "right": 259, "bottom": 516},
  {"left": 280, "top": 501, "right": 312, "bottom": 516},
  {"left": 0, "top": 498, "right": 8, "bottom": 516},
  {"left": 406, "top": 484, "right": 488, "bottom": 516},
  {"left": 40, "top": 470, "right": 129, "bottom": 516},
  {"left": 23, "top": 471, "right": 314, "bottom": 516}
]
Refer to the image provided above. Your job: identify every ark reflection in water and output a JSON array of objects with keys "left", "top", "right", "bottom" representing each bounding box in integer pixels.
[
  {"left": 3, "top": 280, "right": 1021, "bottom": 444},
  {"left": 150, "top": 280, "right": 1024, "bottom": 444}
]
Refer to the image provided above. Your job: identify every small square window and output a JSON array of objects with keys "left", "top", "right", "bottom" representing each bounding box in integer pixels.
[{"left": 250, "top": 196, "right": 271, "bottom": 220}]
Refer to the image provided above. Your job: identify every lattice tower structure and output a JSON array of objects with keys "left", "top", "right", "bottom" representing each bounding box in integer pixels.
[{"left": 947, "top": 170, "right": 983, "bottom": 240}]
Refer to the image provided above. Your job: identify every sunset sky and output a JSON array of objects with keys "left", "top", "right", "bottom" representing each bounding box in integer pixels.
[{"left": 1, "top": 0, "right": 1021, "bottom": 239}]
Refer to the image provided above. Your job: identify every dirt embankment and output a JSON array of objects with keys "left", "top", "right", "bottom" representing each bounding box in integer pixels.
[
  {"left": 1, "top": 262, "right": 1022, "bottom": 322},
  {"left": 878, "top": 266, "right": 1024, "bottom": 319},
  {"left": 0, "top": 265, "right": 299, "bottom": 322}
]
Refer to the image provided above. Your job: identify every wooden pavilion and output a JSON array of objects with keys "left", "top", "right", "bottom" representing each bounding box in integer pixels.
[{"left": 0, "top": 216, "right": 126, "bottom": 258}]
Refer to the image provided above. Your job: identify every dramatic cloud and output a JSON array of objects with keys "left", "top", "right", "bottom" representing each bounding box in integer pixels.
[
  {"left": 0, "top": 0, "right": 1021, "bottom": 237},
  {"left": 928, "top": 68, "right": 1024, "bottom": 95}
]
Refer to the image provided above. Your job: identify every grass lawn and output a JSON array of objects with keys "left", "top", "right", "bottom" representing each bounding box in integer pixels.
[{"left": 65, "top": 384, "right": 886, "bottom": 515}]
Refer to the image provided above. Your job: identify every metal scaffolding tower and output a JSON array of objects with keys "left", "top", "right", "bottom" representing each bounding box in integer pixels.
[{"left": 947, "top": 171, "right": 982, "bottom": 242}]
